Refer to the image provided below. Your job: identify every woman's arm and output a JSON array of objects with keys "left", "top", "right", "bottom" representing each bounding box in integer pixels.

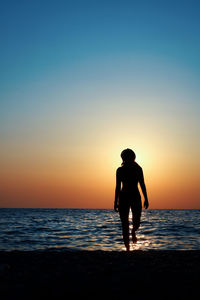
[
  {"left": 114, "top": 168, "right": 121, "bottom": 212},
  {"left": 139, "top": 168, "right": 149, "bottom": 209}
]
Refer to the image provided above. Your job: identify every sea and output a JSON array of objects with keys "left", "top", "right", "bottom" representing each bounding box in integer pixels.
[{"left": 0, "top": 209, "right": 200, "bottom": 251}]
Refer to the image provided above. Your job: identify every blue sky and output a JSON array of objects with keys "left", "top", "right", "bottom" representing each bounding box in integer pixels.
[
  {"left": 1, "top": 0, "right": 200, "bottom": 89},
  {"left": 1, "top": 0, "right": 199, "bottom": 135},
  {"left": 1, "top": 0, "right": 200, "bottom": 128}
]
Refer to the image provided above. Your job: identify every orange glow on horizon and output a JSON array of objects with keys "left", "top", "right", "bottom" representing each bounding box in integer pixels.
[{"left": 0, "top": 138, "right": 199, "bottom": 209}]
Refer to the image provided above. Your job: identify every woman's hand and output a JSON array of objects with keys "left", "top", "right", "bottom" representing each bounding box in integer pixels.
[
  {"left": 144, "top": 199, "right": 149, "bottom": 209},
  {"left": 114, "top": 201, "right": 119, "bottom": 212}
]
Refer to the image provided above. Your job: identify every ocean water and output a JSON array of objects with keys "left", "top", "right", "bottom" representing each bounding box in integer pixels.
[{"left": 0, "top": 209, "right": 200, "bottom": 251}]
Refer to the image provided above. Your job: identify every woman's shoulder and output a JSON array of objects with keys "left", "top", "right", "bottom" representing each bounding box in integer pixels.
[
  {"left": 116, "top": 163, "right": 142, "bottom": 172},
  {"left": 116, "top": 166, "right": 123, "bottom": 173},
  {"left": 134, "top": 162, "right": 142, "bottom": 170}
]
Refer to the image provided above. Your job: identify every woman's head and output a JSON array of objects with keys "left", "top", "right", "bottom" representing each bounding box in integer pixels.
[{"left": 121, "top": 148, "right": 136, "bottom": 165}]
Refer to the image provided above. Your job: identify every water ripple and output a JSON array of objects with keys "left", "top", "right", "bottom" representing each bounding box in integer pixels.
[{"left": 0, "top": 208, "right": 199, "bottom": 251}]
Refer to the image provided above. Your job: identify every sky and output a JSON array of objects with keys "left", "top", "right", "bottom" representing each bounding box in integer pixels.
[{"left": 0, "top": 0, "right": 200, "bottom": 208}]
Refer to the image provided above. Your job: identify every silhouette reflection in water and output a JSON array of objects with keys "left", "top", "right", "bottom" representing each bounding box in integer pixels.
[{"left": 114, "top": 149, "right": 149, "bottom": 251}]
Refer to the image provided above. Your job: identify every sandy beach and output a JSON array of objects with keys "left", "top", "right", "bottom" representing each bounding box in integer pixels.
[{"left": 0, "top": 250, "right": 199, "bottom": 300}]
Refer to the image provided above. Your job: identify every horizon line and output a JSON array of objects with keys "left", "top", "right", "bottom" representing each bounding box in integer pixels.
[{"left": 0, "top": 207, "right": 199, "bottom": 210}]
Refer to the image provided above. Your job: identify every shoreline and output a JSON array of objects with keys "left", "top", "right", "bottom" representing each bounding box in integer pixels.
[{"left": 0, "top": 250, "right": 199, "bottom": 299}]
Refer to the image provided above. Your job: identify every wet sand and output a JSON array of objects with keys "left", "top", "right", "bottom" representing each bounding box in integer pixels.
[{"left": 0, "top": 250, "right": 199, "bottom": 300}]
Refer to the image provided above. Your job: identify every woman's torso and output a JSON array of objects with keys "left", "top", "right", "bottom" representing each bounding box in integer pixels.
[{"left": 118, "top": 162, "right": 142, "bottom": 201}]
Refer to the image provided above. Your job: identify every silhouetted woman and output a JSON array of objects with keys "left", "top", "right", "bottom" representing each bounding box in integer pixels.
[{"left": 114, "top": 149, "right": 149, "bottom": 251}]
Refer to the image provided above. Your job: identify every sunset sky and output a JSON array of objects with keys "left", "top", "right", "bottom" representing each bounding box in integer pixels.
[{"left": 1, "top": 0, "right": 200, "bottom": 208}]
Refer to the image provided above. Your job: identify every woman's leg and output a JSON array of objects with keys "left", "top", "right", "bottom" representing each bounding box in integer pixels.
[
  {"left": 119, "top": 204, "right": 130, "bottom": 251},
  {"left": 121, "top": 215, "right": 130, "bottom": 251},
  {"left": 131, "top": 202, "right": 142, "bottom": 243}
]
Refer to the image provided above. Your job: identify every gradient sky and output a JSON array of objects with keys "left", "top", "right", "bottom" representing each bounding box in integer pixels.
[{"left": 0, "top": 0, "right": 200, "bottom": 208}]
